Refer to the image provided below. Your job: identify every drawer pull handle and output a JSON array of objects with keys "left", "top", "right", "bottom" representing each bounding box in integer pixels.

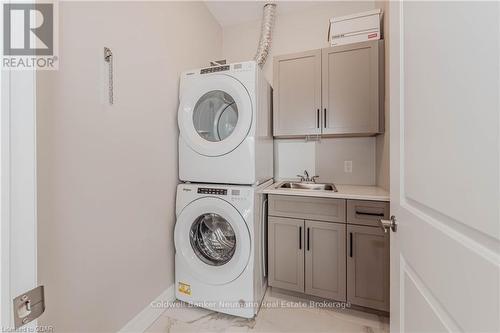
[{"left": 355, "top": 211, "right": 385, "bottom": 217}]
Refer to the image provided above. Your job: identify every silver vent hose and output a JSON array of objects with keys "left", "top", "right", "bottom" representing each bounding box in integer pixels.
[{"left": 254, "top": 3, "right": 277, "bottom": 68}]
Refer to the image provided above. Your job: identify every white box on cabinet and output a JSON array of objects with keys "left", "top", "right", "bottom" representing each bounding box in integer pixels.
[{"left": 328, "top": 9, "right": 382, "bottom": 46}]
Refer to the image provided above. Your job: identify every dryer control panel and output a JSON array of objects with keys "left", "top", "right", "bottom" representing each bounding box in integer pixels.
[
  {"left": 197, "top": 187, "right": 227, "bottom": 195},
  {"left": 200, "top": 65, "right": 230, "bottom": 74}
]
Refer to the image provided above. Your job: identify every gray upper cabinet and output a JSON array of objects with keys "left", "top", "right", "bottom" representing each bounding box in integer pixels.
[
  {"left": 322, "top": 41, "right": 384, "bottom": 135},
  {"left": 273, "top": 49, "right": 322, "bottom": 137},
  {"left": 347, "top": 224, "right": 390, "bottom": 311},
  {"left": 305, "top": 220, "right": 346, "bottom": 301},
  {"left": 273, "top": 40, "right": 384, "bottom": 137},
  {"left": 268, "top": 216, "right": 305, "bottom": 293}
]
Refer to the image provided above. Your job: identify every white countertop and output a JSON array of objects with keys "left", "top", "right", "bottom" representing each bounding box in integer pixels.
[{"left": 263, "top": 181, "right": 390, "bottom": 202}]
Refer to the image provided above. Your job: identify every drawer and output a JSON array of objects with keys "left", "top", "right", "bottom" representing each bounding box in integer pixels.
[
  {"left": 269, "top": 195, "right": 346, "bottom": 223},
  {"left": 346, "top": 200, "right": 389, "bottom": 227}
]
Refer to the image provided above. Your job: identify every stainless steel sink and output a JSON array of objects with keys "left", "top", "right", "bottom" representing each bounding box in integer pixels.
[{"left": 279, "top": 182, "right": 338, "bottom": 192}]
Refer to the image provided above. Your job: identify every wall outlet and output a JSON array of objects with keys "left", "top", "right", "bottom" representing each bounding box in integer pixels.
[{"left": 344, "top": 160, "right": 353, "bottom": 173}]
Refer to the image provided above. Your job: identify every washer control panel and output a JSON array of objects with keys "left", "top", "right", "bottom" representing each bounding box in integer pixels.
[{"left": 197, "top": 188, "right": 227, "bottom": 195}]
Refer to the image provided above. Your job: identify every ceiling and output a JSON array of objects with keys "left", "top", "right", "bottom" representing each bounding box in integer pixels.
[{"left": 204, "top": 1, "right": 318, "bottom": 27}]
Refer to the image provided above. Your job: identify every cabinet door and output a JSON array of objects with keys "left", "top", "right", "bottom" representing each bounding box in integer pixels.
[
  {"left": 347, "top": 224, "right": 389, "bottom": 311},
  {"left": 273, "top": 50, "right": 322, "bottom": 136},
  {"left": 322, "top": 40, "right": 384, "bottom": 135},
  {"left": 268, "top": 217, "right": 304, "bottom": 292},
  {"left": 305, "top": 220, "right": 346, "bottom": 301}
]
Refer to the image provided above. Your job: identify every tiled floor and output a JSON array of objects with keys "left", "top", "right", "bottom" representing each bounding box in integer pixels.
[{"left": 145, "top": 288, "right": 389, "bottom": 333}]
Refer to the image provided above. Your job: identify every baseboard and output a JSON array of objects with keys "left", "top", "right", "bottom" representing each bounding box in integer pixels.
[{"left": 118, "top": 284, "right": 175, "bottom": 333}]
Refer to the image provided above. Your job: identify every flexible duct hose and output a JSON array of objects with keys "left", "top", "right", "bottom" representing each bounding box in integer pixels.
[{"left": 254, "top": 3, "right": 277, "bottom": 68}]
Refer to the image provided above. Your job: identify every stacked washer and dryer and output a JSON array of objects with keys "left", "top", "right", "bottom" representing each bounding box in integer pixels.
[{"left": 174, "top": 61, "right": 273, "bottom": 318}]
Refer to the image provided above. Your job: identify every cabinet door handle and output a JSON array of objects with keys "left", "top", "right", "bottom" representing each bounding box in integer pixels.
[
  {"left": 307, "top": 227, "right": 310, "bottom": 251},
  {"left": 323, "top": 108, "right": 327, "bottom": 128},
  {"left": 349, "top": 232, "right": 353, "bottom": 257},
  {"left": 299, "top": 226, "right": 302, "bottom": 250},
  {"left": 317, "top": 109, "right": 320, "bottom": 128}
]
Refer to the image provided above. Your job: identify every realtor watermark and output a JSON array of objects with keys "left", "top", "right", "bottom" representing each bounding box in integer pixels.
[
  {"left": 0, "top": 326, "right": 54, "bottom": 332},
  {"left": 2, "top": 1, "right": 58, "bottom": 70}
]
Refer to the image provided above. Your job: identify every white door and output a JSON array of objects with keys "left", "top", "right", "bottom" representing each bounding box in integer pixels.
[
  {"left": 174, "top": 197, "right": 251, "bottom": 285},
  {"left": 178, "top": 75, "right": 252, "bottom": 157},
  {"left": 389, "top": 2, "right": 499, "bottom": 332},
  {"left": 1, "top": 56, "right": 38, "bottom": 328}
]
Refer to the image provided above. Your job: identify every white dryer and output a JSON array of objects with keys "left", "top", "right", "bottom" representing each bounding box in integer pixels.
[
  {"left": 174, "top": 181, "right": 270, "bottom": 318},
  {"left": 178, "top": 61, "right": 273, "bottom": 185}
]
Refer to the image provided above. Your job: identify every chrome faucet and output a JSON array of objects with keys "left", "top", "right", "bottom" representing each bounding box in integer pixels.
[
  {"left": 296, "top": 174, "right": 306, "bottom": 182},
  {"left": 296, "top": 170, "right": 319, "bottom": 183}
]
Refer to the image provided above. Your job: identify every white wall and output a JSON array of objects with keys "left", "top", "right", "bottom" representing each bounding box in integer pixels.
[
  {"left": 316, "top": 137, "right": 376, "bottom": 185},
  {"left": 36, "top": 2, "right": 222, "bottom": 332},
  {"left": 274, "top": 138, "right": 376, "bottom": 185},
  {"left": 223, "top": 1, "right": 376, "bottom": 83},
  {"left": 223, "top": 1, "right": 386, "bottom": 185}
]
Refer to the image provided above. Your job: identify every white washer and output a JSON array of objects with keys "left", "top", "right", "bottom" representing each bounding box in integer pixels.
[
  {"left": 178, "top": 61, "right": 273, "bottom": 185},
  {"left": 174, "top": 180, "right": 271, "bottom": 318}
]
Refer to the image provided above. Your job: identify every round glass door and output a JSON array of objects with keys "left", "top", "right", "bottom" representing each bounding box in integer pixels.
[
  {"left": 192, "top": 91, "right": 238, "bottom": 142},
  {"left": 190, "top": 213, "right": 236, "bottom": 266},
  {"left": 178, "top": 75, "right": 252, "bottom": 157},
  {"left": 174, "top": 197, "right": 251, "bottom": 285}
]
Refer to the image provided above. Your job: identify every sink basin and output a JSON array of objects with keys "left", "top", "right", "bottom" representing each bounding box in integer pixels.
[{"left": 279, "top": 182, "right": 338, "bottom": 192}]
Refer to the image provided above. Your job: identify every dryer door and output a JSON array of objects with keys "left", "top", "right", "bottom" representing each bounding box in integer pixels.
[
  {"left": 174, "top": 197, "right": 251, "bottom": 285},
  {"left": 178, "top": 75, "right": 252, "bottom": 157}
]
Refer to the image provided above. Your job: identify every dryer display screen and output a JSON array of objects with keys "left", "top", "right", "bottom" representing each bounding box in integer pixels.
[{"left": 197, "top": 188, "right": 227, "bottom": 195}]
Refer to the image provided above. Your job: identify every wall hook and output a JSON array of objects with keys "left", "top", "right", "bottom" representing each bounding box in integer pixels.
[{"left": 104, "top": 47, "right": 113, "bottom": 105}]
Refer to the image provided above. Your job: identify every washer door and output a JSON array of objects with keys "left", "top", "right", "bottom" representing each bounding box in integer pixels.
[
  {"left": 178, "top": 75, "right": 252, "bottom": 157},
  {"left": 174, "top": 197, "right": 251, "bottom": 285}
]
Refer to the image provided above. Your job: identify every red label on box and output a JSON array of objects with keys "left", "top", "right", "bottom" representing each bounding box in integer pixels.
[{"left": 368, "top": 33, "right": 378, "bottom": 39}]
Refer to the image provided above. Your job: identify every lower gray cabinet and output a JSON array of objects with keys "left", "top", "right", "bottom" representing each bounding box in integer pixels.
[
  {"left": 268, "top": 216, "right": 346, "bottom": 300},
  {"left": 305, "top": 220, "right": 346, "bottom": 301},
  {"left": 347, "top": 224, "right": 390, "bottom": 311},
  {"left": 267, "top": 195, "right": 390, "bottom": 313},
  {"left": 268, "top": 216, "right": 305, "bottom": 292}
]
